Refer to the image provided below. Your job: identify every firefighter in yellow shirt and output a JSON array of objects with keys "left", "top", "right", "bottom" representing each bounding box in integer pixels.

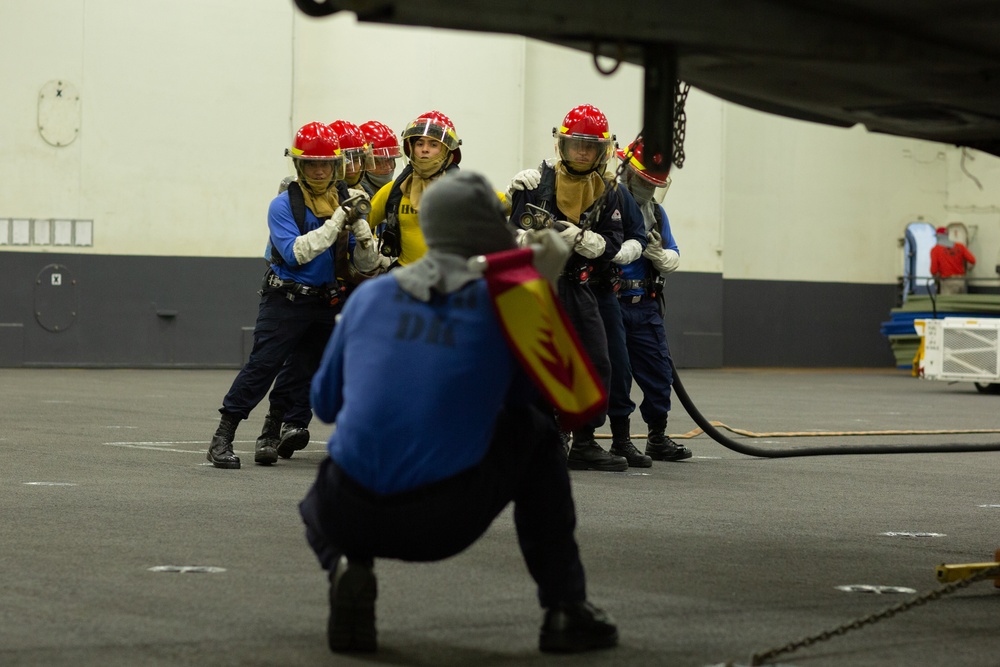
[{"left": 367, "top": 110, "right": 462, "bottom": 267}]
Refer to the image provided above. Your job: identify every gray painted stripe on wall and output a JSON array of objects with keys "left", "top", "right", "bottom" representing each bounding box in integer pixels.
[{"left": 0, "top": 251, "right": 897, "bottom": 368}]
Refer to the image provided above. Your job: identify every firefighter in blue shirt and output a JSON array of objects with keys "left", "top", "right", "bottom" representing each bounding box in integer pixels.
[
  {"left": 266, "top": 120, "right": 383, "bottom": 461},
  {"left": 206, "top": 122, "right": 376, "bottom": 469},
  {"left": 611, "top": 139, "right": 692, "bottom": 462}
]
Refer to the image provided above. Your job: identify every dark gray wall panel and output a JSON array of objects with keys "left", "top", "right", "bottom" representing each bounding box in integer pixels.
[
  {"left": 1, "top": 252, "right": 262, "bottom": 367},
  {"left": 722, "top": 279, "right": 898, "bottom": 367},
  {"left": 0, "top": 252, "right": 898, "bottom": 368},
  {"left": 661, "top": 272, "right": 724, "bottom": 368}
]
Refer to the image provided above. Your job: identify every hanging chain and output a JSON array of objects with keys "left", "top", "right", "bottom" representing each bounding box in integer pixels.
[
  {"left": 745, "top": 565, "right": 1000, "bottom": 666},
  {"left": 672, "top": 80, "right": 691, "bottom": 169},
  {"left": 574, "top": 77, "right": 690, "bottom": 239}
]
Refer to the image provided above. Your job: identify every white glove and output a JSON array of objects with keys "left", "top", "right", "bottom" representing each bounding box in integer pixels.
[
  {"left": 557, "top": 220, "right": 606, "bottom": 259},
  {"left": 347, "top": 188, "right": 370, "bottom": 201},
  {"left": 514, "top": 227, "right": 530, "bottom": 247},
  {"left": 644, "top": 245, "right": 679, "bottom": 274},
  {"left": 350, "top": 218, "right": 374, "bottom": 249},
  {"left": 350, "top": 218, "right": 379, "bottom": 273},
  {"left": 576, "top": 230, "right": 607, "bottom": 259},
  {"left": 506, "top": 169, "right": 541, "bottom": 196},
  {"left": 643, "top": 229, "right": 679, "bottom": 273},
  {"left": 557, "top": 220, "right": 582, "bottom": 246},
  {"left": 292, "top": 207, "right": 347, "bottom": 265},
  {"left": 612, "top": 239, "right": 642, "bottom": 265},
  {"left": 528, "top": 229, "right": 571, "bottom": 286}
]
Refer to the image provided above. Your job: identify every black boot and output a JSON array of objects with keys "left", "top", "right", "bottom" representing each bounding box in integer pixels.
[
  {"left": 539, "top": 600, "right": 618, "bottom": 652},
  {"left": 608, "top": 416, "right": 652, "bottom": 468},
  {"left": 207, "top": 413, "right": 241, "bottom": 469},
  {"left": 255, "top": 408, "right": 281, "bottom": 466},
  {"left": 276, "top": 422, "right": 311, "bottom": 459},
  {"left": 567, "top": 428, "right": 627, "bottom": 472},
  {"left": 328, "top": 556, "right": 378, "bottom": 653},
  {"left": 644, "top": 416, "right": 692, "bottom": 461}
]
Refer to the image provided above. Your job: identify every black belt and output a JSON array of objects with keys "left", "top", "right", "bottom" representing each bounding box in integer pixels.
[
  {"left": 560, "top": 263, "right": 591, "bottom": 285},
  {"left": 263, "top": 269, "right": 342, "bottom": 303}
]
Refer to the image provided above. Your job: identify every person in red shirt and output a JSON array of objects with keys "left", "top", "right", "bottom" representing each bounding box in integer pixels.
[{"left": 930, "top": 226, "right": 976, "bottom": 294}]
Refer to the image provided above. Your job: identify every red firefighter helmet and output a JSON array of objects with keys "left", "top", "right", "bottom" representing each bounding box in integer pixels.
[
  {"left": 285, "top": 121, "right": 345, "bottom": 181},
  {"left": 286, "top": 121, "right": 341, "bottom": 160},
  {"left": 360, "top": 120, "right": 402, "bottom": 159},
  {"left": 617, "top": 139, "right": 671, "bottom": 187},
  {"left": 553, "top": 104, "right": 615, "bottom": 172},
  {"left": 329, "top": 120, "right": 375, "bottom": 174},
  {"left": 402, "top": 110, "right": 462, "bottom": 164},
  {"left": 360, "top": 120, "right": 402, "bottom": 175}
]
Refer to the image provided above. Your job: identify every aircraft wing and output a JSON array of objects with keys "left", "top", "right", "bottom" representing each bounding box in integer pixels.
[{"left": 294, "top": 0, "right": 1000, "bottom": 158}]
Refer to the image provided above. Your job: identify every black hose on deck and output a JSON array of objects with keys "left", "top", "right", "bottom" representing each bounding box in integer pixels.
[{"left": 671, "top": 368, "right": 1000, "bottom": 458}]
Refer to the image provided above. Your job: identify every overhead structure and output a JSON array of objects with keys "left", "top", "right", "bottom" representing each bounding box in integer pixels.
[{"left": 292, "top": 0, "right": 1000, "bottom": 161}]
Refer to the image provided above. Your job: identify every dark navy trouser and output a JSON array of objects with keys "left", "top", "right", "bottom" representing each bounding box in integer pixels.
[
  {"left": 557, "top": 278, "right": 610, "bottom": 432},
  {"left": 221, "top": 287, "right": 338, "bottom": 425},
  {"left": 299, "top": 402, "right": 587, "bottom": 609},
  {"left": 618, "top": 296, "right": 673, "bottom": 423},
  {"left": 594, "top": 287, "right": 633, "bottom": 420}
]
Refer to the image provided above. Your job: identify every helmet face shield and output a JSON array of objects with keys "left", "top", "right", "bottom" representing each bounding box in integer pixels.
[
  {"left": 631, "top": 166, "right": 671, "bottom": 191},
  {"left": 360, "top": 120, "right": 403, "bottom": 161},
  {"left": 618, "top": 140, "right": 671, "bottom": 188},
  {"left": 342, "top": 147, "right": 375, "bottom": 177},
  {"left": 625, "top": 170, "right": 662, "bottom": 204},
  {"left": 402, "top": 119, "right": 461, "bottom": 152},
  {"left": 292, "top": 156, "right": 346, "bottom": 183},
  {"left": 370, "top": 154, "right": 397, "bottom": 175},
  {"left": 555, "top": 134, "right": 614, "bottom": 172},
  {"left": 401, "top": 111, "right": 462, "bottom": 164}
]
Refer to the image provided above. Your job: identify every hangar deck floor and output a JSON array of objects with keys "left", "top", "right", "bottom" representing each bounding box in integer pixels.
[{"left": 3, "top": 367, "right": 998, "bottom": 667}]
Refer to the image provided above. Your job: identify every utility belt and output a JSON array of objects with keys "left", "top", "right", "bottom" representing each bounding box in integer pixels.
[
  {"left": 560, "top": 262, "right": 592, "bottom": 285},
  {"left": 619, "top": 292, "right": 655, "bottom": 305},
  {"left": 262, "top": 268, "right": 345, "bottom": 306},
  {"left": 617, "top": 275, "right": 665, "bottom": 303},
  {"left": 587, "top": 264, "right": 622, "bottom": 293}
]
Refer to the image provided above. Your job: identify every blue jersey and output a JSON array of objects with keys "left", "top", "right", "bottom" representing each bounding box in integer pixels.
[
  {"left": 311, "top": 274, "right": 527, "bottom": 495},
  {"left": 619, "top": 202, "right": 679, "bottom": 296},
  {"left": 264, "top": 191, "right": 336, "bottom": 288}
]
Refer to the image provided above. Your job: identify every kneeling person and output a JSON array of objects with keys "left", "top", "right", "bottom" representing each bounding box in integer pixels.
[{"left": 299, "top": 171, "right": 618, "bottom": 654}]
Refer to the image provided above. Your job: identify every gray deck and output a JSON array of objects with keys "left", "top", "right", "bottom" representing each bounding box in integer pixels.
[{"left": 3, "top": 367, "right": 999, "bottom": 666}]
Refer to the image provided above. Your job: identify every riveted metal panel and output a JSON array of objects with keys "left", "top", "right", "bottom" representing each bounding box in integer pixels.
[
  {"left": 33, "top": 264, "right": 78, "bottom": 333},
  {"left": 38, "top": 80, "right": 81, "bottom": 147}
]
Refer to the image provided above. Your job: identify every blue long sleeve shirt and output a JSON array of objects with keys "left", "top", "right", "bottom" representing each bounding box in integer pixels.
[
  {"left": 311, "top": 273, "right": 528, "bottom": 494},
  {"left": 264, "top": 191, "right": 336, "bottom": 287}
]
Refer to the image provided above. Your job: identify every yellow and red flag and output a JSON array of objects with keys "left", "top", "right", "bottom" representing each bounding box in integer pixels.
[{"left": 480, "top": 247, "right": 606, "bottom": 430}]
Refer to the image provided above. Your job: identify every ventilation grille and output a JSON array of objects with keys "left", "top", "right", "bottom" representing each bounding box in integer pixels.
[{"left": 942, "top": 327, "right": 998, "bottom": 377}]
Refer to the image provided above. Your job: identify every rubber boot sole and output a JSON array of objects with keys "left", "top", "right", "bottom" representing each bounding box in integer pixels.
[
  {"left": 206, "top": 450, "right": 240, "bottom": 469},
  {"left": 277, "top": 430, "right": 310, "bottom": 459},
  {"left": 609, "top": 448, "right": 653, "bottom": 468},
  {"left": 254, "top": 443, "right": 278, "bottom": 466},
  {"left": 566, "top": 457, "right": 628, "bottom": 472},
  {"left": 647, "top": 449, "right": 693, "bottom": 462}
]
